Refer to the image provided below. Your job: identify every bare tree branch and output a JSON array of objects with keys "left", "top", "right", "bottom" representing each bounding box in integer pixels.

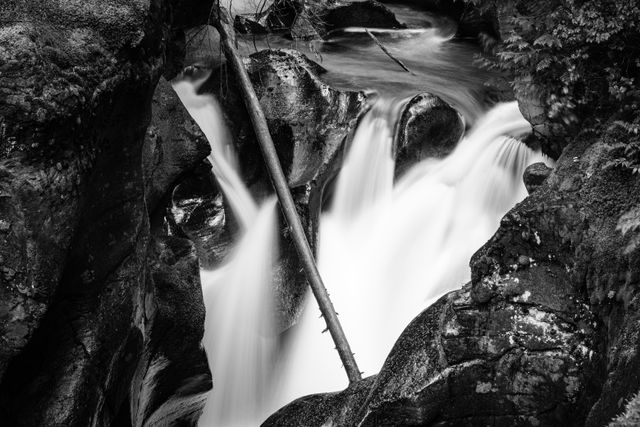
[
  {"left": 209, "top": 5, "right": 363, "bottom": 385},
  {"left": 365, "top": 28, "right": 416, "bottom": 75}
]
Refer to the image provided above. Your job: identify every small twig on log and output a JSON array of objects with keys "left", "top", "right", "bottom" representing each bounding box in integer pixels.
[
  {"left": 364, "top": 28, "right": 416, "bottom": 75},
  {"left": 209, "top": 6, "right": 362, "bottom": 385}
]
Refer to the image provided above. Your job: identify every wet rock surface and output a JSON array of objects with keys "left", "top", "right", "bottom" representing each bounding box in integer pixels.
[
  {"left": 143, "top": 77, "right": 211, "bottom": 213},
  {"left": 1, "top": 1, "right": 638, "bottom": 426},
  {"left": 234, "top": 15, "right": 269, "bottom": 35},
  {"left": 264, "top": 123, "right": 640, "bottom": 425},
  {"left": 168, "top": 162, "right": 233, "bottom": 270},
  {"left": 394, "top": 92, "right": 465, "bottom": 178},
  {"left": 523, "top": 162, "right": 552, "bottom": 194},
  {"left": 177, "top": 48, "right": 367, "bottom": 330},
  {"left": 266, "top": 0, "right": 405, "bottom": 38},
  {"left": 0, "top": 0, "right": 213, "bottom": 425},
  {"left": 130, "top": 236, "right": 211, "bottom": 427}
]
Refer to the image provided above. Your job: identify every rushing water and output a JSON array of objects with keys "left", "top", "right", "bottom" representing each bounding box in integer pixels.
[
  {"left": 173, "top": 76, "right": 280, "bottom": 426},
  {"left": 232, "top": 3, "right": 494, "bottom": 125},
  {"left": 270, "top": 100, "right": 551, "bottom": 412},
  {"left": 172, "top": 7, "right": 553, "bottom": 425}
]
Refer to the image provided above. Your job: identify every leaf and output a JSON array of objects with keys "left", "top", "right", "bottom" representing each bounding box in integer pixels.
[
  {"left": 536, "top": 57, "right": 552, "bottom": 71},
  {"left": 617, "top": 206, "right": 640, "bottom": 236},
  {"left": 533, "top": 34, "right": 559, "bottom": 47}
]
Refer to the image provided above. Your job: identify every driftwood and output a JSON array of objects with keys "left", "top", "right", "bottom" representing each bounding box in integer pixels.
[
  {"left": 209, "top": 6, "right": 362, "bottom": 384},
  {"left": 364, "top": 28, "right": 416, "bottom": 75}
]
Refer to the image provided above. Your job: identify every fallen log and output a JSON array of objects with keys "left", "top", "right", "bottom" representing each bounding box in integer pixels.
[
  {"left": 209, "top": 5, "right": 362, "bottom": 384},
  {"left": 365, "top": 28, "right": 416, "bottom": 75}
]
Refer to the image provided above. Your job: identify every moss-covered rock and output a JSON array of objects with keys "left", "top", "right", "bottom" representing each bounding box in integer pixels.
[{"left": 0, "top": 0, "right": 214, "bottom": 425}]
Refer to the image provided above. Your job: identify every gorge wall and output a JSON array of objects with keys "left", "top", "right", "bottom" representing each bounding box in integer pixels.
[{"left": 1, "top": 0, "right": 639, "bottom": 426}]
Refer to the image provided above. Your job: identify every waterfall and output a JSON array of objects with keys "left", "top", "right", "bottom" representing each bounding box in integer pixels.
[
  {"left": 199, "top": 199, "right": 277, "bottom": 427},
  {"left": 172, "top": 73, "right": 257, "bottom": 228},
  {"left": 270, "top": 100, "right": 551, "bottom": 411},
  {"left": 172, "top": 71, "right": 552, "bottom": 425},
  {"left": 172, "top": 75, "right": 279, "bottom": 426}
]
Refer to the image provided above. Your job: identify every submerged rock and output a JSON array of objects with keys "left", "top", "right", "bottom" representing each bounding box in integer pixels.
[{"left": 394, "top": 93, "right": 464, "bottom": 178}]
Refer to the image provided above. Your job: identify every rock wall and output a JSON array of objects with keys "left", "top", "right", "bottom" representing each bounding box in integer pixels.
[{"left": 0, "top": 0, "right": 213, "bottom": 425}]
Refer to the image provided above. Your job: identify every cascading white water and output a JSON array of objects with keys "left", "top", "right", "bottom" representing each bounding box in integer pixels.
[
  {"left": 172, "top": 75, "right": 279, "bottom": 427},
  {"left": 172, "top": 70, "right": 552, "bottom": 426},
  {"left": 199, "top": 198, "right": 277, "bottom": 427},
  {"left": 172, "top": 74, "right": 257, "bottom": 227},
  {"left": 270, "top": 100, "right": 552, "bottom": 411}
]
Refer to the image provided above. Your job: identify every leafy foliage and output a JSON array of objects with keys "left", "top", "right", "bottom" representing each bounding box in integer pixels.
[
  {"left": 601, "top": 114, "right": 640, "bottom": 173},
  {"left": 472, "top": 0, "right": 640, "bottom": 134}
]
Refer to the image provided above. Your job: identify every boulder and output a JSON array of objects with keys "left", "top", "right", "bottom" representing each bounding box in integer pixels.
[
  {"left": 522, "top": 161, "right": 552, "bottom": 194},
  {"left": 263, "top": 377, "right": 376, "bottom": 426},
  {"left": 517, "top": 93, "right": 568, "bottom": 159},
  {"left": 268, "top": 273, "right": 597, "bottom": 426},
  {"left": 394, "top": 93, "right": 464, "bottom": 178}
]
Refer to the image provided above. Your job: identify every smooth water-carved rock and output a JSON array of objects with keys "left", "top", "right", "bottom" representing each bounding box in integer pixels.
[
  {"left": 239, "top": 49, "right": 367, "bottom": 329},
  {"left": 394, "top": 93, "right": 464, "bottom": 178},
  {"left": 235, "top": 15, "right": 269, "bottom": 35},
  {"left": 0, "top": 0, "right": 214, "bottom": 424},
  {"left": 143, "top": 77, "right": 211, "bottom": 212},
  {"left": 130, "top": 236, "right": 211, "bottom": 427}
]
